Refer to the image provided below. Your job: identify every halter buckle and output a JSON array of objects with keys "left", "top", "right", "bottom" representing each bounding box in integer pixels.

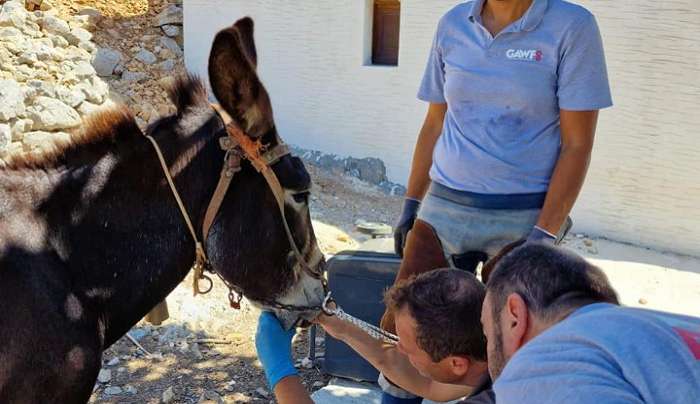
[
  {"left": 192, "top": 243, "right": 213, "bottom": 295},
  {"left": 194, "top": 270, "right": 214, "bottom": 295},
  {"left": 321, "top": 292, "right": 337, "bottom": 316}
]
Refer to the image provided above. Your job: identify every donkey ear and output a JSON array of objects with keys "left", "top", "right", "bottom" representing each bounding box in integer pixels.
[
  {"left": 233, "top": 17, "right": 257, "bottom": 67},
  {"left": 208, "top": 20, "right": 273, "bottom": 138}
]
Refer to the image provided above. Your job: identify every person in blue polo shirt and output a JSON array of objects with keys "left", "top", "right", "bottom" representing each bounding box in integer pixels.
[{"left": 382, "top": 0, "right": 612, "bottom": 402}]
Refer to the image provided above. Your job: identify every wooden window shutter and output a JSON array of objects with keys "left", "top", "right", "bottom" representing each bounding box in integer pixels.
[{"left": 372, "top": 0, "right": 400, "bottom": 65}]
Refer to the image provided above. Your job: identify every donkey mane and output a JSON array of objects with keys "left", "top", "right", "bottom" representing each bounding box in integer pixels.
[
  {"left": 0, "top": 75, "right": 210, "bottom": 171},
  {"left": 168, "top": 73, "right": 210, "bottom": 115},
  {"left": 0, "top": 108, "right": 140, "bottom": 170}
]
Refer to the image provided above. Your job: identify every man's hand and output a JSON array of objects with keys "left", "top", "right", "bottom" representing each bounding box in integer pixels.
[
  {"left": 315, "top": 312, "right": 349, "bottom": 340},
  {"left": 394, "top": 198, "right": 421, "bottom": 257},
  {"left": 527, "top": 217, "right": 573, "bottom": 246},
  {"left": 255, "top": 311, "right": 298, "bottom": 389}
]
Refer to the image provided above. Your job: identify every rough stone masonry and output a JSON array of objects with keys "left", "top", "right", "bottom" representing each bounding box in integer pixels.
[{"left": 0, "top": 0, "right": 111, "bottom": 156}]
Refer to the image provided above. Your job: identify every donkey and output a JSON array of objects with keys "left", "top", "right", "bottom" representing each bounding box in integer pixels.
[{"left": 0, "top": 18, "right": 326, "bottom": 403}]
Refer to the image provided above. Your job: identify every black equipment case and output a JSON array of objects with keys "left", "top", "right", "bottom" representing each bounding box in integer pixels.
[{"left": 321, "top": 249, "right": 401, "bottom": 382}]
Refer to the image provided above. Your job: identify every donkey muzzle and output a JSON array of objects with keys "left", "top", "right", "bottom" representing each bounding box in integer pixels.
[{"left": 267, "top": 254, "right": 327, "bottom": 330}]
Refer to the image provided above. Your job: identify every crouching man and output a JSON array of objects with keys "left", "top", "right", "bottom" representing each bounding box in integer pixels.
[
  {"left": 255, "top": 269, "right": 494, "bottom": 404},
  {"left": 482, "top": 243, "right": 700, "bottom": 404}
]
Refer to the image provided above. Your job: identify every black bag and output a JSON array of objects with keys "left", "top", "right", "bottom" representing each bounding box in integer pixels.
[{"left": 322, "top": 250, "right": 401, "bottom": 382}]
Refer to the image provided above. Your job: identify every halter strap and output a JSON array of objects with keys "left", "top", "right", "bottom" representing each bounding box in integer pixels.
[
  {"left": 145, "top": 103, "right": 323, "bottom": 303},
  {"left": 207, "top": 105, "right": 324, "bottom": 280},
  {"left": 201, "top": 137, "right": 242, "bottom": 244},
  {"left": 144, "top": 134, "right": 211, "bottom": 295}
]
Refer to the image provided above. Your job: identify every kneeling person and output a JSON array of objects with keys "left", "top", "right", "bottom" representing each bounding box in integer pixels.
[
  {"left": 483, "top": 243, "right": 700, "bottom": 404},
  {"left": 323, "top": 268, "right": 493, "bottom": 403},
  {"left": 255, "top": 269, "right": 493, "bottom": 404}
]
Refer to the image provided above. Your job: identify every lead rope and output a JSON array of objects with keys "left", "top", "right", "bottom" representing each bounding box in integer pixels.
[
  {"left": 322, "top": 293, "right": 399, "bottom": 344},
  {"left": 144, "top": 134, "right": 212, "bottom": 296}
]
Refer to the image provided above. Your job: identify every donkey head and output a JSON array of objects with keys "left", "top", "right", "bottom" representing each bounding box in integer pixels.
[{"left": 205, "top": 18, "right": 325, "bottom": 328}]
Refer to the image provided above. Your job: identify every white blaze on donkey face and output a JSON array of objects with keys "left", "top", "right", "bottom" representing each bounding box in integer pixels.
[{"left": 262, "top": 246, "right": 326, "bottom": 330}]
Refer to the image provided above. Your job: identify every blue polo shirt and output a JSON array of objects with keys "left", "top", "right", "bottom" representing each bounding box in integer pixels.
[
  {"left": 419, "top": 0, "right": 612, "bottom": 195},
  {"left": 494, "top": 304, "right": 700, "bottom": 404}
]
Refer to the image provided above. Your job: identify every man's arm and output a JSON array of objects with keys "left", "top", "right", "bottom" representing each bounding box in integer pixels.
[
  {"left": 255, "top": 312, "right": 314, "bottom": 404},
  {"left": 273, "top": 376, "right": 314, "bottom": 404},
  {"left": 394, "top": 102, "right": 447, "bottom": 256},
  {"left": 535, "top": 110, "right": 599, "bottom": 235},
  {"left": 318, "top": 314, "right": 472, "bottom": 402},
  {"left": 405, "top": 102, "right": 447, "bottom": 199}
]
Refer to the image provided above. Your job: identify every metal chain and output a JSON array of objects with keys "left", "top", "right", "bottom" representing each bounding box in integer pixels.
[
  {"left": 258, "top": 299, "right": 329, "bottom": 313},
  {"left": 322, "top": 293, "right": 399, "bottom": 345},
  {"left": 254, "top": 290, "right": 401, "bottom": 345},
  {"left": 246, "top": 286, "right": 400, "bottom": 345}
]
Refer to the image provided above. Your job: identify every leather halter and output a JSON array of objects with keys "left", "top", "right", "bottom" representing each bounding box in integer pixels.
[{"left": 145, "top": 104, "right": 323, "bottom": 309}]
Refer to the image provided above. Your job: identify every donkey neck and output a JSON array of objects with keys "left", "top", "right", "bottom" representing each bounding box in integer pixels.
[{"left": 61, "top": 111, "right": 227, "bottom": 346}]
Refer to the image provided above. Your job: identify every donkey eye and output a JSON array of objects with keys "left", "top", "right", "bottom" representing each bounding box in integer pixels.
[{"left": 292, "top": 191, "right": 310, "bottom": 203}]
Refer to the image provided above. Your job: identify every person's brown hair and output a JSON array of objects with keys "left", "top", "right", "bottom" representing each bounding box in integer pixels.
[
  {"left": 384, "top": 268, "right": 487, "bottom": 362},
  {"left": 487, "top": 243, "right": 619, "bottom": 322}
]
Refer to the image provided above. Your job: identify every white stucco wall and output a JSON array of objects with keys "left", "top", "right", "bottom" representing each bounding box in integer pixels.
[
  {"left": 185, "top": 0, "right": 700, "bottom": 257},
  {"left": 569, "top": 0, "right": 700, "bottom": 257},
  {"left": 184, "top": 0, "right": 448, "bottom": 182}
]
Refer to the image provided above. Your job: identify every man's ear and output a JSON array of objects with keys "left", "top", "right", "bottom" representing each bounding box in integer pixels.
[
  {"left": 207, "top": 18, "right": 273, "bottom": 138},
  {"left": 502, "top": 293, "right": 530, "bottom": 353},
  {"left": 448, "top": 355, "right": 471, "bottom": 377}
]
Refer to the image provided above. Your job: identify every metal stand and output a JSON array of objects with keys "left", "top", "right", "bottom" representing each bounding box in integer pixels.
[{"left": 307, "top": 323, "right": 318, "bottom": 364}]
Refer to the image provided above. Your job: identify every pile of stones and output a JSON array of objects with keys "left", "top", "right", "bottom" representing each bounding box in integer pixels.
[{"left": 0, "top": 0, "right": 112, "bottom": 156}]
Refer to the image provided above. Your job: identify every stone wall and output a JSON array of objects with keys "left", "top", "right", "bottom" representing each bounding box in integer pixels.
[
  {"left": 0, "top": 0, "right": 185, "bottom": 158},
  {"left": 0, "top": 0, "right": 110, "bottom": 156},
  {"left": 292, "top": 146, "right": 407, "bottom": 196}
]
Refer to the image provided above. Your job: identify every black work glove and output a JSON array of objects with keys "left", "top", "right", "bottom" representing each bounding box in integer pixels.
[
  {"left": 526, "top": 217, "right": 573, "bottom": 246},
  {"left": 526, "top": 226, "right": 557, "bottom": 245},
  {"left": 393, "top": 198, "right": 421, "bottom": 257}
]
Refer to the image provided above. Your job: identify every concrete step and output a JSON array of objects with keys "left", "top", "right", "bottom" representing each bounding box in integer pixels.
[{"left": 311, "top": 378, "right": 457, "bottom": 404}]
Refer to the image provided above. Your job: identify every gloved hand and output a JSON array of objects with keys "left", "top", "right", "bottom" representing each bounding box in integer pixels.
[
  {"left": 255, "top": 311, "right": 297, "bottom": 389},
  {"left": 526, "top": 225, "right": 557, "bottom": 245},
  {"left": 394, "top": 198, "right": 421, "bottom": 257}
]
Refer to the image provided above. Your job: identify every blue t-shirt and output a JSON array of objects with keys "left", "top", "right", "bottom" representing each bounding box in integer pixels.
[
  {"left": 418, "top": 0, "right": 613, "bottom": 194},
  {"left": 494, "top": 303, "right": 700, "bottom": 404}
]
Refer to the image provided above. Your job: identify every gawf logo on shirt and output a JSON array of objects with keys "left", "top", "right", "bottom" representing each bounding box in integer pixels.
[{"left": 506, "top": 49, "right": 543, "bottom": 62}]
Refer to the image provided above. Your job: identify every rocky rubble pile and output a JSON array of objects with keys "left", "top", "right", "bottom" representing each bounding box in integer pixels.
[
  {"left": 0, "top": 0, "right": 185, "bottom": 158},
  {"left": 88, "top": 0, "right": 184, "bottom": 130},
  {"left": 0, "top": 0, "right": 111, "bottom": 156}
]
